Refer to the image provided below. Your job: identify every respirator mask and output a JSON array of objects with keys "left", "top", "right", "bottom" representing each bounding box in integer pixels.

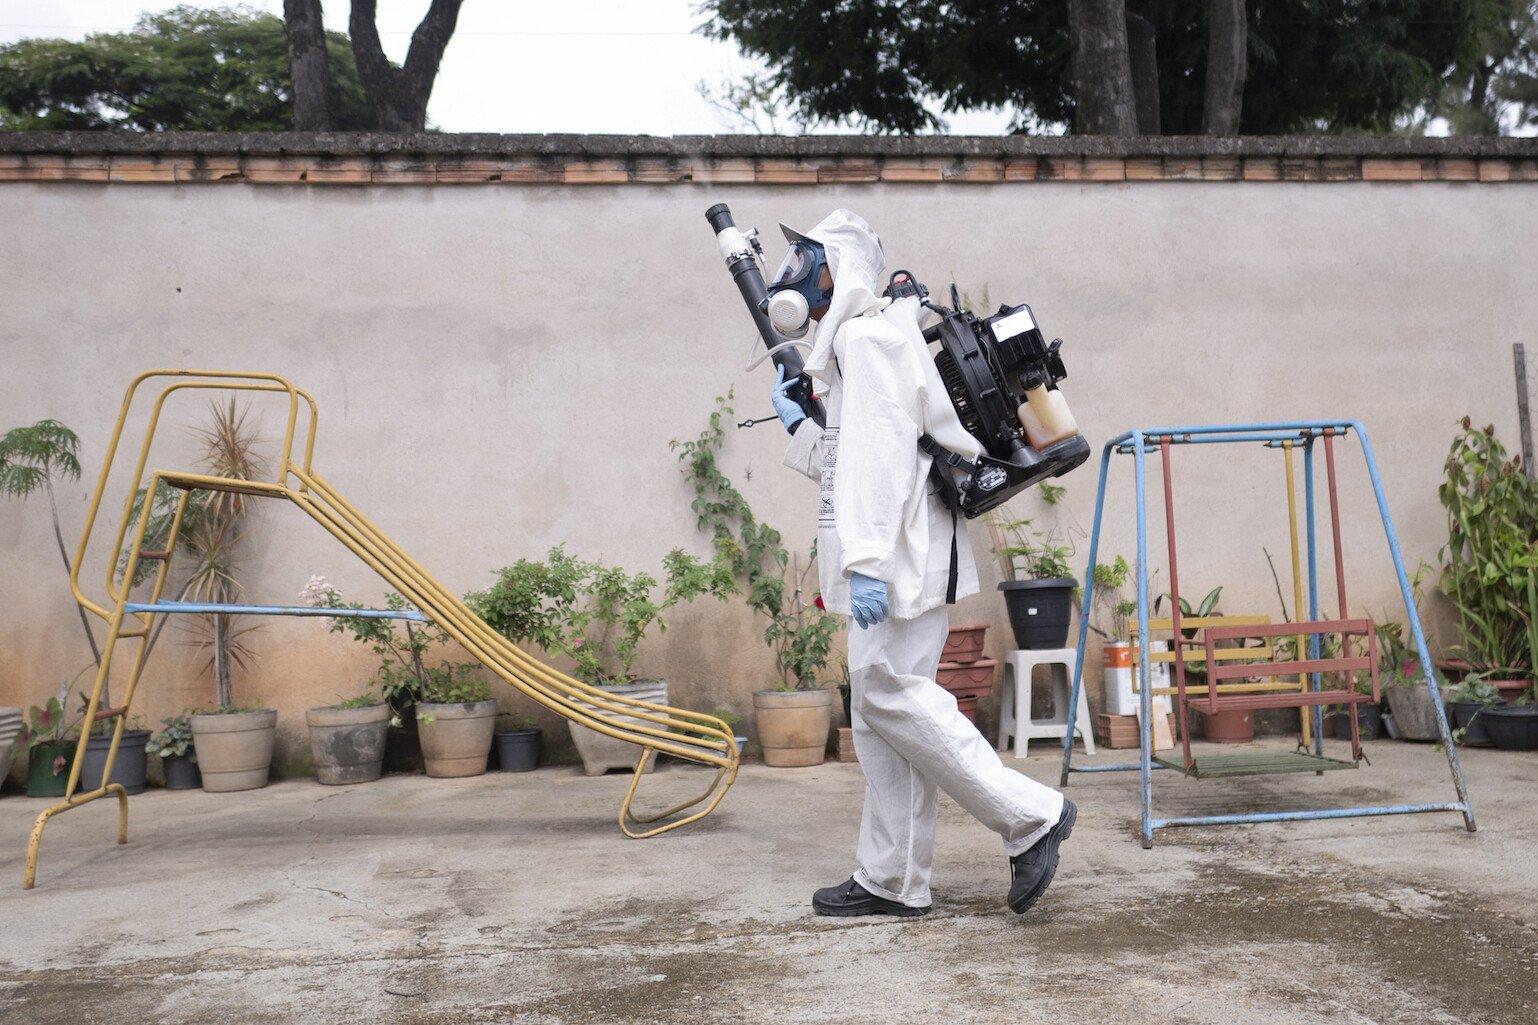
[{"left": 764, "top": 224, "right": 835, "bottom": 339}]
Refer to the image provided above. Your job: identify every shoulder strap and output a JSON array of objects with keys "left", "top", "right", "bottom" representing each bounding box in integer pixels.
[{"left": 919, "top": 434, "right": 964, "bottom": 605}]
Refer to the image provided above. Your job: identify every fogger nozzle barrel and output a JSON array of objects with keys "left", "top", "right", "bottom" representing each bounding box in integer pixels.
[{"left": 705, "top": 203, "right": 824, "bottom": 427}]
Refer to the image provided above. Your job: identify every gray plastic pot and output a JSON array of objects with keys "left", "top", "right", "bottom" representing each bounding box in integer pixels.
[
  {"left": 1481, "top": 704, "right": 1538, "bottom": 750},
  {"left": 162, "top": 754, "right": 201, "bottom": 790},
  {"left": 417, "top": 700, "right": 497, "bottom": 778},
  {"left": 494, "top": 727, "right": 541, "bottom": 772},
  {"left": 79, "top": 729, "right": 151, "bottom": 795},
  {"left": 306, "top": 703, "right": 390, "bottom": 785},
  {"left": 190, "top": 709, "right": 277, "bottom": 792}
]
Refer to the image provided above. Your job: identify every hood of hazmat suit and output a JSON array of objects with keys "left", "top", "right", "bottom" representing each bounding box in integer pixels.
[{"left": 781, "top": 209, "right": 984, "bottom": 620}]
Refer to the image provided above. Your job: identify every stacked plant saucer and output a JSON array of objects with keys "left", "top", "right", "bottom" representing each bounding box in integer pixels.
[{"left": 937, "top": 624, "right": 997, "bottom": 724}]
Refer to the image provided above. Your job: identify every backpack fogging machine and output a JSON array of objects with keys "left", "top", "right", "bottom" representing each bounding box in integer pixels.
[{"left": 705, "top": 202, "right": 1088, "bottom": 516}]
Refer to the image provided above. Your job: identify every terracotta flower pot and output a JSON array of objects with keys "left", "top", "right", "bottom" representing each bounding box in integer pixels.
[
  {"left": 937, "top": 659, "right": 998, "bottom": 723},
  {"left": 1199, "top": 707, "right": 1254, "bottom": 743},
  {"left": 753, "top": 689, "right": 833, "bottom": 767},
  {"left": 942, "top": 624, "right": 988, "bottom": 663},
  {"left": 416, "top": 700, "right": 497, "bottom": 778},
  {"left": 190, "top": 709, "right": 277, "bottom": 792}
]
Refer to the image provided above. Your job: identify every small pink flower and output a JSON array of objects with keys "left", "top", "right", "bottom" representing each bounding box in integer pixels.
[{"left": 571, "top": 638, "right": 584, "bottom": 650}]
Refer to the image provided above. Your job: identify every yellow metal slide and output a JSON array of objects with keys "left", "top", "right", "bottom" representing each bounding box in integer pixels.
[{"left": 22, "top": 370, "right": 739, "bottom": 889}]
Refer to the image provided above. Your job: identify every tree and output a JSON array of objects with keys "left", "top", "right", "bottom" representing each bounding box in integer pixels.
[
  {"left": 1424, "top": 1, "right": 1538, "bottom": 133},
  {"left": 284, "top": 0, "right": 337, "bottom": 130},
  {"left": 0, "top": 5, "right": 369, "bottom": 131},
  {"left": 0, "top": 421, "right": 102, "bottom": 679},
  {"left": 1204, "top": 0, "right": 1247, "bottom": 134},
  {"left": 1068, "top": 0, "right": 1139, "bottom": 134},
  {"left": 700, "top": 1, "right": 1512, "bottom": 135},
  {"left": 347, "top": 0, "right": 465, "bottom": 131}
]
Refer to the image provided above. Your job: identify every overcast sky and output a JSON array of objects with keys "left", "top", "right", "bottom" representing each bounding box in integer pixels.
[{"left": 0, "top": 1, "right": 1014, "bottom": 134}]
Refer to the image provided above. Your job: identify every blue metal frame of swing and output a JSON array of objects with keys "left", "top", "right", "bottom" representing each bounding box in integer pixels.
[{"left": 1055, "top": 420, "right": 1477, "bottom": 848}]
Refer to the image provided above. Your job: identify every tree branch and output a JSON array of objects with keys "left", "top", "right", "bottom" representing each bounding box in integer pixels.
[{"left": 349, "top": 0, "right": 463, "bottom": 130}]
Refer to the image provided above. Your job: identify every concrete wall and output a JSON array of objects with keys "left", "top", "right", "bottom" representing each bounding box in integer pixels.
[{"left": 1, "top": 134, "right": 1534, "bottom": 770}]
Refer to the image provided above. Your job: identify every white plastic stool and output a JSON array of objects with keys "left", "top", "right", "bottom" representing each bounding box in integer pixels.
[{"left": 997, "top": 647, "right": 1096, "bottom": 758}]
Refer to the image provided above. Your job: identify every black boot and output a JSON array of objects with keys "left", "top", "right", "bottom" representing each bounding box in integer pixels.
[
  {"left": 813, "top": 877, "right": 930, "bottom": 918},
  {"left": 1007, "top": 799, "right": 1077, "bottom": 915}
]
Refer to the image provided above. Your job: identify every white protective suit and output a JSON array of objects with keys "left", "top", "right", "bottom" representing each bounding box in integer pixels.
[{"left": 781, "top": 209, "right": 1064, "bottom": 908}]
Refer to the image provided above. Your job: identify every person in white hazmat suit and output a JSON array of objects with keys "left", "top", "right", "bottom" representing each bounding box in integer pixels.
[{"left": 765, "top": 210, "right": 1077, "bottom": 918}]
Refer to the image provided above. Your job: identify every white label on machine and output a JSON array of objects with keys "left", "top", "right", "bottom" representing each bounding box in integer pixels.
[{"left": 991, "top": 307, "right": 1037, "bottom": 341}]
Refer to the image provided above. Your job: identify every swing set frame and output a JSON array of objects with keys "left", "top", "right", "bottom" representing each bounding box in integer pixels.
[{"left": 1057, "top": 420, "right": 1476, "bottom": 848}]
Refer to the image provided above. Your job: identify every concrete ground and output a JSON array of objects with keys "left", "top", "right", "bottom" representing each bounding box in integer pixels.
[{"left": 0, "top": 738, "right": 1534, "bottom": 1025}]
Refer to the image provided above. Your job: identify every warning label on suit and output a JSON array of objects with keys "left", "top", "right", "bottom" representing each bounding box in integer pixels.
[{"left": 819, "top": 429, "right": 838, "bottom": 528}]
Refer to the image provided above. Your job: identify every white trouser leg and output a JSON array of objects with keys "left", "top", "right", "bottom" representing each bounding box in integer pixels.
[{"left": 850, "top": 606, "right": 1065, "bottom": 906}]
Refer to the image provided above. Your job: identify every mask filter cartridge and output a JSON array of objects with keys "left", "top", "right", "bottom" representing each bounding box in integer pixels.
[{"left": 766, "top": 290, "right": 812, "bottom": 338}]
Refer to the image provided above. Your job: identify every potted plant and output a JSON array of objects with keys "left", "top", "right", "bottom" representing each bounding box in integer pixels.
[
  {"left": 674, "top": 398, "right": 840, "bottom": 768},
  {"left": 75, "top": 695, "right": 152, "bottom": 796},
  {"left": 1481, "top": 574, "right": 1538, "bottom": 750},
  {"left": 1088, "top": 555, "right": 1139, "bottom": 714},
  {"left": 306, "top": 691, "right": 391, "bottom": 785},
  {"left": 470, "top": 544, "right": 730, "bottom": 776},
  {"left": 1436, "top": 419, "right": 1538, "bottom": 703},
  {"left": 146, "top": 714, "right": 200, "bottom": 789},
  {"left": 1446, "top": 677, "right": 1501, "bottom": 746},
  {"left": 494, "top": 714, "right": 542, "bottom": 772},
  {"left": 305, "top": 577, "right": 461, "bottom": 774},
  {"left": 190, "top": 705, "right": 277, "bottom": 792},
  {"left": 712, "top": 708, "right": 748, "bottom": 756},
  {"left": 20, "top": 692, "right": 77, "bottom": 798},
  {"left": 415, "top": 670, "right": 496, "bottom": 778},
  {"left": 1373, "top": 617, "right": 1442, "bottom": 741},
  {"left": 987, "top": 485, "right": 1078, "bottom": 649},
  {"left": 122, "top": 400, "right": 269, "bottom": 712},
  {"left": 1483, "top": 689, "right": 1538, "bottom": 750}
]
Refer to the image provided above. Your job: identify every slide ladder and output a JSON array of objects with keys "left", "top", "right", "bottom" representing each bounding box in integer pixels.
[{"left": 23, "top": 370, "right": 738, "bottom": 889}]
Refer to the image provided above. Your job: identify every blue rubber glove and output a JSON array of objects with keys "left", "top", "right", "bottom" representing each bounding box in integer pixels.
[
  {"left": 772, "top": 364, "right": 807, "bottom": 433},
  {"left": 849, "top": 572, "right": 889, "bottom": 630}
]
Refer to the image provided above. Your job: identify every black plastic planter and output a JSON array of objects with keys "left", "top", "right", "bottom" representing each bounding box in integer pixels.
[
  {"left": 163, "top": 754, "right": 201, "bottom": 790},
  {"left": 999, "top": 578, "right": 1077, "bottom": 650},
  {"left": 1448, "top": 701, "right": 1495, "bottom": 746},
  {"left": 494, "top": 728, "right": 541, "bottom": 772},
  {"left": 1480, "top": 705, "right": 1538, "bottom": 750},
  {"left": 1329, "top": 704, "right": 1384, "bottom": 741},
  {"left": 80, "top": 729, "right": 151, "bottom": 795}
]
